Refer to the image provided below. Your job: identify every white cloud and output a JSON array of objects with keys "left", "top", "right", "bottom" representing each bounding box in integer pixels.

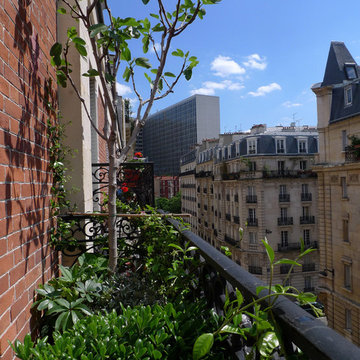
[
  {"left": 248, "top": 82, "right": 281, "bottom": 97},
  {"left": 243, "top": 54, "right": 267, "bottom": 70},
  {"left": 211, "top": 55, "right": 246, "bottom": 77},
  {"left": 190, "top": 80, "right": 244, "bottom": 96},
  {"left": 150, "top": 42, "right": 161, "bottom": 54},
  {"left": 116, "top": 82, "right": 132, "bottom": 96},
  {"left": 282, "top": 101, "right": 302, "bottom": 108}
]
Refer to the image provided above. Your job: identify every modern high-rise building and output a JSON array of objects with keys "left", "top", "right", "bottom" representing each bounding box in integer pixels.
[
  {"left": 313, "top": 41, "right": 360, "bottom": 344},
  {"left": 141, "top": 95, "right": 220, "bottom": 176}
]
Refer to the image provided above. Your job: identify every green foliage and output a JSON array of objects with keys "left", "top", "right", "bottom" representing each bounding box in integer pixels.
[{"left": 155, "top": 192, "right": 181, "bottom": 213}]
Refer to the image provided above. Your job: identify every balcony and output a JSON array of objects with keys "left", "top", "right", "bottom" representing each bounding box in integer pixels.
[
  {"left": 280, "top": 264, "right": 294, "bottom": 274},
  {"left": 302, "top": 263, "right": 316, "bottom": 272},
  {"left": 278, "top": 242, "right": 301, "bottom": 252},
  {"left": 246, "top": 195, "right": 257, "bottom": 203},
  {"left": 304, "top": 241, "right": 318, "bottom": 249},
  {"left": 57, "top": 213, "right": 360, "bottom": 360},
  {"left": 301, "top": 193, "right": 312, "bottom": 201},
  {"left": 345, "top": 145, "right": 360, "bottom": 162},
  {"left": 300, "top": 216, "right": 315, "bottom": 224},
  {"left": 263, "top": 170, "right": 317, "bottom": 179},
  {"left": 279, "top": 194, "right": 290, "bottom": 202},
  {"left": 277, "top": 217, "right": 293, "bottom": 226},
  {"left": 195, "top": 170, "right": 213, "bottom": 178},
  {"left": 248, "top": 265, "right": 263, "bottom": 275},
  {"left": 225, "top": 213, "right": 231, "bottom": 221},
  {"left": 224, "top": 235, "right": 237, "bottom": 247},
  {"left": 233, "top": 216, "right": 240, "bottom": 224},
  {"left": 247, "top": 218, "right": 258, "bottom": 227}
]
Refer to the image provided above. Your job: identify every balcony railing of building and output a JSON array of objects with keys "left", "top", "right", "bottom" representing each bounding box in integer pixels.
[
  {"left": 279, "top": 194, "right": 290, "bottom": 202},
  {"left": 195, "top": 170, "right": 213, "bottom": 178},
  {"left": 302, "top": 263, "right": 316, "bottom": 272},
  {"left": 345, "top": 145, "right": 360, "bottom": 162},
  {"left": 248, "top": 265, "right": 263, "bottom": 275},
  {"left": 280, "top": 264, "right": 294, "bottom": 274},
  {"left": 263, "top": 170, "right": 317, "bottom": 179},
  {"left": 278, "top": 217, "right": 293, "bottom": 226},
  {"left": 59, "top": 213, "right": 360, "bottom": 359},
  {"left": 278, "top": 242, "right": 301, "bottom": 252},
  {"left": 300, "top": 216, "right": 315, "bottom": 224},
  {"left": 247, "top": 218, "right": 258, "bottom": 227},
  {"left": 246, "top": 195, "right": 257, "bottom": 203},
  {"left": 233, "top": 216, "right": 240, "bottom": 224},
  {"left": 224, "top": 235, "right": 238, "bottom": 247},
  {"left": 225, "top": 213, "right": 231, "bottom": 221},
  {"left": 301, "top": 192, "right": 312, "bottom": 201}
]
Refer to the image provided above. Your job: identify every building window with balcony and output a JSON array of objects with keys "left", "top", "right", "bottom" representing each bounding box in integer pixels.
[
  {"left": 247, "top": 138, "right": 257, "bottom": 154},
  {"left": 281, "top": 231, "right": 288, "bottom": 248},
  {"left": 343, "top": 218, "right": 349, "bottom": 243},
  {"left": 345, "top": 309, "right": 352, "bottom": 332},
  {"left": 277, "top": 161, "right": 285, "bottom": 175},
  {"left": 248, "top": 208, "right": 257, "bottom": 226},
  {"left": 298, "top": 139, "right": 307, "bottom": 153},
  {"left": 344, "top": 263, "right": 352, "bottom": 290},
  {"left": 247, "top": 186, "right": 257, "bottom": 203},
  {"left": 276, "top": 138, "right": 286, "bottom": 154},
  {"left": 280, "top": 207, "right": 288, "bottom": 219},
  {"left": 279, "top": 185, "right": 289, "bottom": 202},
  {"left": 341, "top": 177, "right": 348, "bottom": 198},
  {"left": 299, "top": 160, "right": 307, "bottom": 170},
  {"left": 303, "top": 229, "right": 310, "bottom": 246}
]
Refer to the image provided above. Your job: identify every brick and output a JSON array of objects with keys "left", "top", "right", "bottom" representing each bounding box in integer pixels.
[
  {"left": 0, "top": 253, "right": 13, "bottom": 277},
  {"left": 0, "top": 287, "right": 14, "bottom": 316},
  {"left": 0, "top": 274, "right": 9, "bottom": 294},
  {"left": 10, "top": 260, "right": 26, "bottom": 286},
  {"left": 0, "top": 322, "right": 17, "bottom": 355},
  {"left": 10, "top": 292, "right": 28, "bottom": 321}
]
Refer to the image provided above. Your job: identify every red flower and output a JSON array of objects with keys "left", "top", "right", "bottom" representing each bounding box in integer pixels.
[
  {"left": 134, "top": 152, "right": 143, "bottom": 158},
  {"left": 121, "top": 186, "right": 129, "bottom": 193}
]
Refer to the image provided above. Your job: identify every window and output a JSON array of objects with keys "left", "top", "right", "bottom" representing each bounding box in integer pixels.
[
  {"left": 303, "top": 229, "right": 310, "bottom": 245},
  {"left": 341, "top": 177, "right": 348, "bottom": 198},
  {"left": 276, "top": 138, "right": 285, "bottom": 154},
  {"left": 345, "top": 86, "right": 352, "bottom": 106},
  {"left": 342, "top": 130, "right": 347, "bottom": 151},
  {"left": 302, "top": 184, "right": 309, "bottom": 194},
  {"left": 345, "top": 64, "right": 357, "bottom": 79},
  {"left": 278, "top": 161, "right": 285, "bottom": 173},
  {"left": 344, "top": 264, "right": 352, "bottom": 290},
  {"left": 304, "top": 276, "right": 312, "bottom": 290},
  {"left": 248, "top": 161, "right": 256, "bottom": 172},
  {"left": 298, "top": 139, "right": 307, "bottom": 153},
  {"left": 281, "top": 231, "right": 288, "bottom": 247},
  {"left": 248, "top": 186, "right": 255, "bottom": 196},
  {"left": 343, "top": 219, "right": 349, "bottom": 242},
  {"left": 279, "top": 185, "right": 287, "bottom": 195},
  {"left": 302, "top": 206, "right": 310, "bottom": 217},
  {"left": 249, "top": 232, "right": 257, "bottom": 245},
  {"left": 247, "top": 138, "right": 257, "bottom": 154},
  {"left": 248, "top": 208, "right": 256, "bottom": 220},
  {"left": 300, "top": 160, "right": 307, "bottom": 170},
  {"left": 280, "top": 207, "right": 288, "bottom": 219},
  {"left": 345, "top": 309, "right": 352, "bottom": 332}
]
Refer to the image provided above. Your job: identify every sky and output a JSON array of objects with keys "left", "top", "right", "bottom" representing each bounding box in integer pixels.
[{"left": 108, "top": 0, "right": 360, "bottom": 133}]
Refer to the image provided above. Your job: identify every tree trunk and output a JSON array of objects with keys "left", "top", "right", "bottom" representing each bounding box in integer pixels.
[{"left": 108, "top": 122, "right": 118, "bottom": 273}]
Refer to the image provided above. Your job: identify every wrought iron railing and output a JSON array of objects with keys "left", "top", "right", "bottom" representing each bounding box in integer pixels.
[
  {"left": 279, "top": 193, "right": 290, "bottom": 202},
  {"left": 92, "top": 162, "right": 154, "bottom": 208},
  {"left": 58, "top": 213, "right": 360, "bottom": 359},
  {"left": 301, "top": 192, "right": 312, "bottom": 201},
  {"left": 263, "top": 170, "right": 317, "bottom": 179},
  {"left": 278, "top": 217, "right": 293, "bottom": 226},
  {"left": 300, "top": 216, "right": 315, "bottom": 224},
  {"left": 246, "top": 195, "right": 257, "bottom": 203},
  {"left": 278, "top": 242, "right": 301, "bottom": 252},
  {"left": 345, "top": 146, "right": 360, "bottom": 162}
]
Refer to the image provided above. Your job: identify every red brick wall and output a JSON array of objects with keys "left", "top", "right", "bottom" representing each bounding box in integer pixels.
[{"left": 0, "top": 0, "right": 58, "bottom": 358}]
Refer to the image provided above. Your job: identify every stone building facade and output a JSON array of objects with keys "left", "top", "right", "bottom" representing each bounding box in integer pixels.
[
  {"left": 312, "top": 41, "right": 360, "bottom": 345},
  {"left": 180, "top": 124, "right": 319, "bottom": 292}
]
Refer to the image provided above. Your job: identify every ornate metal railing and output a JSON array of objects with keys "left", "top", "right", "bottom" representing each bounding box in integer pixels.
[{"left": 92, "top": 162, "right": 154, "bottom": 208}]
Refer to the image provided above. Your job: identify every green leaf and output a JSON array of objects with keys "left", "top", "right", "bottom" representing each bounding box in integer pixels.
[
  {"left": 168, "top": 243, "right": 183, "bottom": 252},
  {"left": 152, "top": 23, "right": 165, "bottom": 32},
  {"left": 193, "top": 333, "right": 214, "bottom": 360},
  {"left": 55, "top": 298, "right": 70, "bottom": 309},
  {"left": 67, "top": 26, "right": 77, "bottom": 39},
  {"left": 262, "top": 238, "right": 274, "bottom": 264},
  {"left": 105, "top": 73, "right": 115, "bottom": 83},
  {"left": 57, "top": 7, "right": 66, "bottom": 14},
  {"left": 144, "top": 72, "right": 153, "bottom": 86},
  {"left": 75, "top": 43, "right": 87, "bottom": 57},
  {"left": 172, "top": 49, "right": 184, "bottom": 57},
  {"left": 82, "top": 69, "right": 99, "bottom": 77},
  {"left": 274, "top": 258, "right": 301, "bottom": 266},
  {"left": 89, "top": 23, "right": 108, "bottom": 38},
  {"left": 221, "top": 324, "right": 245, "bottom": 336},
  {"left": 184, "top": 67, "right": 192, "bottom": 80},
  {"left": 142, "top": 35, "right": 150, "bottom": 53},
  {"left": 72, "top": 37, "right": 86, "bottom": 45},
  {"left": 236, "top": 288, "right": 244, "bottom": 307},
  {"left": 135, "top": 57, "right": 151, "bottom": 69},
  {"left": 298, "top": 292, "right": 317, "bottom": 304},
  {"left": 258, "top": 331, "right": 279, "bottom": 357},
  {"left": 150, "top": 13, "right": 159, "bottom": 19},
  {"left": 164, "top": 72, "right": 176, "bottom": 78},
  {"left": 54, "top": 311, "right": 68, "bottom": 331},
  {"left": 121, "top": 47, "right": 131, "bottom": 62},
  {"left": 59, "top": 265, "right": 73, "bottom": 282},
  {"left": 142, "top": 0, "right": 150, "bottom": 4},
  {"left": 256, "top": 285, "right": 269, "bottom": 296},
  {"left": 50, "top": 42, "right": 62, "bottom": 57},
  {"left": 123, "top": 67, "right": 132, "bottom": 82}
]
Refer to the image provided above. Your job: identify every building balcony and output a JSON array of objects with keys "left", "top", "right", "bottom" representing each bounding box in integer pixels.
[
  {"left": 280, "top": 264, "right": 294, "bottom": 274},
  {"left": 301, "top": 193, "right": 312, "bottom": 201},
  {"left": 262, "top": 170, "right": 317, "bottom": 179},
  {"left": 278, "top": 242, "right": 301, "bottom": 252},
  {"left": 246, "top": 195, "right": 257, "bottom": 203},
  {"left": 224, "top": 235, "right": 237, "bottom": 247},
  {"left": 233, "top": 216, "right": 240, "bottom": 224},
  {"left": 302, "top": 263, "right": 316, "bottom": 272},
  {"left": 195, "top": 170, "right": 213, "bottom": 178},
  {"left": 225, "top": 213, "right": 231, "bottom": 221},
  {"left": 248, "top": 266, "right": 263, "bottom": 275},
  {"left": 58, "top": 213, "right": 360, "bottom": 360},
  {"left": 345, "top": 145, "right": 360, "bottom": 162},
  {"left": 300, "top": 216, "right": 315, "bottom": 224},
  {"left": 279, "top": 194, "right": 290, "bottom": 202},
  {"left": 247, "top": 218, "right": 258, "bottom": 227},
  {"left": 277, "top": 217, "right": 293, "bottom": 226}
]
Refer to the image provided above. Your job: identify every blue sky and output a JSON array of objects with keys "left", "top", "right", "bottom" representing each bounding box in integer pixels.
[{"left": 109, "top": 0, "right": 360, "bottom": 133}]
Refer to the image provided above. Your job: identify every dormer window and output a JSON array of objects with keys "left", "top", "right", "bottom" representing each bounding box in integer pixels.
[
  {"left": 247, "top": 138, "right": 257, "bottom": 154},
  {"left": 345, "top": 86, "right": 352, "bottom": 106},
  {"left": 276, "top": 138, "right": 286, "bottom": 154},
  {"left": 345, "top": 63, "right": 357, "bottom": 80},
  {"left": 297, "top": 138, "right": 308, "bottom": 153}
]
